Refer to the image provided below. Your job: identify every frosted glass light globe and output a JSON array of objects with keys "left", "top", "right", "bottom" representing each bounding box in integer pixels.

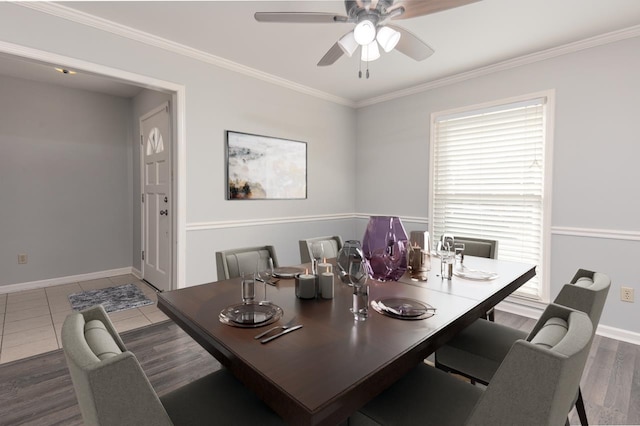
[
  {"left": 354, "top": 20, "right": 376, "bottom": 46},
  {"left": 361, "top": 41, "right": 380, "bottom": 62},
  {"left": 338, "top": 31, "right": 358, "bottom": 56},
  {"left": 376, "top": 26, "right": 401, "bottom": 52}
]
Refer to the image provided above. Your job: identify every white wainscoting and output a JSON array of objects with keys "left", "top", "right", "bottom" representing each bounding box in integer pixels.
[
  {"left": 6, "top": 218, "right": 635, "bottom": 343},
  {"left": 186, "top": 213, "right": 355, "bottom": 231},
  {"left": 551, "top": 226, "right": 640, "bottom": 241}
]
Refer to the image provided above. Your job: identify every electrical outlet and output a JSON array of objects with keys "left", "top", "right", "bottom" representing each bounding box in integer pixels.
[
  {"left": 621, "top": 287, "right": 634, "bottom": 303},
  {"left": 18, "top": 253, "right": 28, "bottom": 264}
]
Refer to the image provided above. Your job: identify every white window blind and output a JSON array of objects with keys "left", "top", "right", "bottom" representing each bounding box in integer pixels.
[{"left": 431, "top": 97, "right": 549, "bottom": 299}]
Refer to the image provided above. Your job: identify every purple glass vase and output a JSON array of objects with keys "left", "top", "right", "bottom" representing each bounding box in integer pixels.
[{"left": 362, "top": 216, "right": 409, "bottom": 281}]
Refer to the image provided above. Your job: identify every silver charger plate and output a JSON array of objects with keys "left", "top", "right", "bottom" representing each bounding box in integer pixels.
[
  {"left": 371, "top": 298, "right": 436, "bottom": 320},
  {"left": 272, "top": 266, "right": 304, "bottom": 279},
  {"left": 219, "top": 302, "right": 283, "bottom": 328}
]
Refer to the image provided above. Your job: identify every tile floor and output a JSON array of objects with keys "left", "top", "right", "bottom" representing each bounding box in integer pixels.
[{"left": 0, "top": 274, "right": 168, "bottom": 364}]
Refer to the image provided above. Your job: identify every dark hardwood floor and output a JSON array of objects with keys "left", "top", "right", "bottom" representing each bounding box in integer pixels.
[
  {"left": 0, "top": 320, "right": 219, "bottom": 426},
  {"left": 0, "top": 312, "right": 638, "bottom": 425}
]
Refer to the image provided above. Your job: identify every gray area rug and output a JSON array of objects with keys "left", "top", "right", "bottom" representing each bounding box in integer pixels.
[{"left": 68, "top": 283, "right": 153, "bottom": 313}]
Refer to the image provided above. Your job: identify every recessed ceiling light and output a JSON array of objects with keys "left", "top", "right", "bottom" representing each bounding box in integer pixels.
[{"left": 55, "top": 67, "right": 77, "bottom": 75}]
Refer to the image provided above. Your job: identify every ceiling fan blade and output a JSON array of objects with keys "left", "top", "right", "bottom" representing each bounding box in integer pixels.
[
  {"left": 317, "top": 42, "right": 345, "bottom": 66},
  {"left": 344, "top": 0, "right": 363, "bottom": 15},
  {"left": 254, "top": 12, "right": 347, "bottom": 23},
  {"left": 389, "top": 25, "right": 434, "bottom": 61},
  {"left": 390, "top": 0, "right": 481, "bottom": 20}
]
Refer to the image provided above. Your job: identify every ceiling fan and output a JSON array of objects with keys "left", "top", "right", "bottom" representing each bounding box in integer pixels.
[{"left": 255, "top": 0, "right": 480, "bottom": 78}]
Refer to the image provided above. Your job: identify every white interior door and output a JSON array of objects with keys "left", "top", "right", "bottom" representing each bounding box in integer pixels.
[{"left": 140, "top": 102, "right": 172, "bottom": 291}]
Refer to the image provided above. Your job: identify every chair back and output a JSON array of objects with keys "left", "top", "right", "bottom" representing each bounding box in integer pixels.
[
  {"left": 215, "top": 245, "right": 279, "bottom": 280},
  {"left": 454, "top": 236, "right": 498, "bottom": 259},
  {"left": 61, "top": 305, "right": 172, "bottom": 426},
  {"left": 466, "top": 304, "right": 593, "bottom": 425},
  {"left": 298, "top": 236, "right": 343, "bottom": 263},
  {"left": 553, "top": 268, "right": 611, "bottom": 329}
]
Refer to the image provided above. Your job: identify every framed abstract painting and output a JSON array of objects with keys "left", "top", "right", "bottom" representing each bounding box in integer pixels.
[{"left": 225, "top": 131, "right": 307, "bottom": 200}]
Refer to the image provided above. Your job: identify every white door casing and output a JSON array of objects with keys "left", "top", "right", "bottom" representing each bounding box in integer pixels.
[{"left": 140, "top": 102, "right": 172, "bottom": 291}]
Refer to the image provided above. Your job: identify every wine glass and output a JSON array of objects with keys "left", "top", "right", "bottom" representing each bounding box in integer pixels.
[
  {"left": 256, "top": 256, "right": 274, "bottom": 305},
  {"left": 437, "top": 241, "right": 454, "bottom": 279},
  {"left": 436, "top": 240, "right": 453, "bottom": 256},
  {"left": 348, "top": 253, "right": 369, "bottom": 321},
  {"left": 311, "top": 242, "right": 325, "bottom": 274},
  {"left": 441, "top": 233, "right": 455, "bottom": 249},
  {"left": 454, "top": 243, "right": 465, "bottom": 267}
]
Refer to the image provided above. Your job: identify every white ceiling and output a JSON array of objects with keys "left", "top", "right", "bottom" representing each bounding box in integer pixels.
[
  {"left": 4, "top": 1, "right": 640, "bottom": 103},
  {"left": 0, "top": 53, "right": 143, "bottom": 98}
]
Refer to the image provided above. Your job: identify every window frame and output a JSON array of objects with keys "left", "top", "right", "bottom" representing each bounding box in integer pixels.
[{"left": 429, "top": 90, "right": 555, "bottom": 303}]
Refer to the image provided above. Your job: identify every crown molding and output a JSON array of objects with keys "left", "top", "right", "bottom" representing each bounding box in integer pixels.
[
  {"left": 17, "top": 2, "right": 640, "bottom": 110},
  {"left": 17, "top": 2, "right": 356, "bottom": 108},
  {"left": 356, "top": 24, "right": 640, "bottom": 108}
]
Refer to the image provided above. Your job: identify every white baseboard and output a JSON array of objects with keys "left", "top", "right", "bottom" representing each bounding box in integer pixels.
[
  {"left": 594, "top": 325, "right": 640, "bottom": 346},
  {"left": 496, "top": 298, "right": 640, "bottom": 346},
  {"left": 131, "top": 267, "right": 142, "bottom": 280},
  {"left": 0, "top": 267, "right": 135, "bottom": 294}
]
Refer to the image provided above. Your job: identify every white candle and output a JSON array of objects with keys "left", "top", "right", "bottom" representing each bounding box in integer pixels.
[
  {"left": 296, "top": 273, "right": 316, "bottom": 299},
  {"left": 318, "top": 262, "right": 332, "bottom": 274},
  {"left": 320, "top": 272, "right": 334, "bottom": 299}
]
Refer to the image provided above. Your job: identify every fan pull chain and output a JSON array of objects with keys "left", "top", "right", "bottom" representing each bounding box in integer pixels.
[{"left": 358, "top": 46, "right": 371, "bottom": 79}]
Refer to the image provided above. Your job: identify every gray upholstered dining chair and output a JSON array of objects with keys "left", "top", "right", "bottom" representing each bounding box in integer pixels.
[
  {"left": 298, "top": 235, "right": 343, "bottom": 263},
  {"left": 351, "top": 304, "right": 594, "bottom": 426},
  {"left": 435, "top": 268, "right": 610, "bottom": 426},
  {"left": 453, "top": 235, "right": 498, "bottom": 260},
  {"left": 215, "top": 245, "right": 279, "bottom": 280},
  {"left": 62, "top": 305, "right": 284, "bottom": 426},
  {"left": 453, "top": 235, "right": 499, "bottom": 320}
]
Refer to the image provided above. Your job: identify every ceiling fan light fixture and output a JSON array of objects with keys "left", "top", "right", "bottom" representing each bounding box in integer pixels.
[
  {"left": 361, "top": 41, "right": 380, "bottom": 62},
  {"left": 376, "top": 26, "right": 401, "bottom": 52},
  {"left": 353, "top": 19, "right": 376, "bottom": 45},
  {"left": 338, "top": 31, "right": 358, "bottom": 57}
]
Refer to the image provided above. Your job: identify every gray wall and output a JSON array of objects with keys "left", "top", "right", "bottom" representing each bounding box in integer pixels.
[
  {"left": 0, "top": 3, "right": 358, "bottom": 288},
  {"left": 1, "top": 4, "right": 637, "bottom": 337},
  {"left": 0, "top": 74, "right": 133, "bottom": 285},
  {"left": 356, "top": 37, "right": 640, "bottom": 334}
]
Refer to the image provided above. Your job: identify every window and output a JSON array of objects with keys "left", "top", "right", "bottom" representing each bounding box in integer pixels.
[
  {"left": 430, "top": 92, "right": 554, "bottom": 301},
  {"left": 146, "top": 127, "right": 165, "bottom": 156}
]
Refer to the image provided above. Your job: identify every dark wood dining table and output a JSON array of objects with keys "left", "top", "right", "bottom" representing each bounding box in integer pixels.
[{"left": 158, "top": 256, "right": 535, "bottom": 426}]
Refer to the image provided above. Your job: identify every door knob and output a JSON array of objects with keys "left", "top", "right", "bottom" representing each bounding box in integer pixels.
[{"left": 160, "top": 210, "right": 168, "bottom": 216}]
